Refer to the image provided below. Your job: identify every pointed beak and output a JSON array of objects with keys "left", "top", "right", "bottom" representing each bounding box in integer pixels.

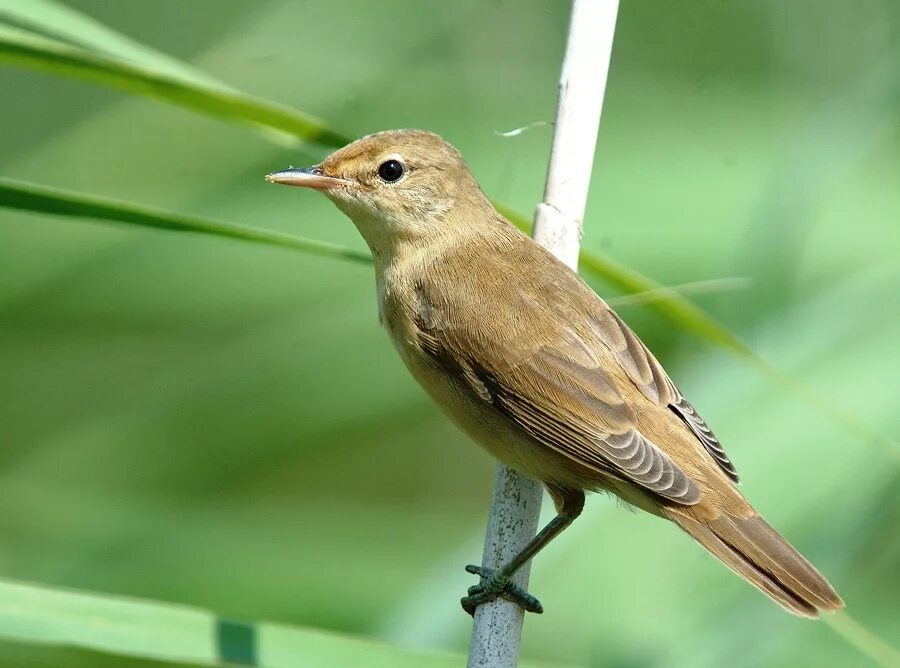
[{"left": 265, "top": 165, "right": 353, "bottom": 190}]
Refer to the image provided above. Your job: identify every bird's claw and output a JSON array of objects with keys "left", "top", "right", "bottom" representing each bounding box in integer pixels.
[{"left": 461, "top": 564, "right": 543, "bottom": 616}]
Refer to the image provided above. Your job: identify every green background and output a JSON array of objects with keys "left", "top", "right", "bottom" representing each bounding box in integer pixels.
[{"left": 0, "top": 1, "right": 898, "bottom": 666}]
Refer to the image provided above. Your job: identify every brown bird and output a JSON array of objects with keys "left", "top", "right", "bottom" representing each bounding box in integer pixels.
[{"left": 266, "top": 129, "right": 843, "bottom": 618}]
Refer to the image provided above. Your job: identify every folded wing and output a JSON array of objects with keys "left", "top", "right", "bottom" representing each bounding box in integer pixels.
[{"left": 413, "top": 278, "right": 702, "bottom": 504}]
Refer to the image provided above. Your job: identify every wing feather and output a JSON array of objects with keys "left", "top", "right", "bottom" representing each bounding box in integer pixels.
[
  {"left": 590, "top": 303, "right": 740, "bottom": 483},
  {"left": 413, "top": 281, "right": 701, "bottom": 504},
  {"left": 670, "top": 396, "right": 740, "bottom": 483}
]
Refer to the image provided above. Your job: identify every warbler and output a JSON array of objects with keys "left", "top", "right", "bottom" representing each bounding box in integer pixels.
[{"left": 266, "top": 129, "right": 842, "bottom": 618}]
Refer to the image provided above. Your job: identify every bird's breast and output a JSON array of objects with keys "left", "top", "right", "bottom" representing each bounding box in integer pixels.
[
  {"left": 373, "top": 266, "right": 601, "bottom": 488},
  {"left": 375, "top": 267, "right": 419, "bottom": 358}
]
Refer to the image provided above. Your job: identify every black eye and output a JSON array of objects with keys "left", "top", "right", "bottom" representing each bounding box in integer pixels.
[{"left": 377, "top": 159, "right": 404, "bottom": 183}]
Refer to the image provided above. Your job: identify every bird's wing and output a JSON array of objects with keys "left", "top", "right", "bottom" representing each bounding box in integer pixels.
[
  {"left": 593, "top": 307, "right": 740, "bottom": 484},
  {"left": 412, "top": 273, "right": 705, "bottom": 505}
]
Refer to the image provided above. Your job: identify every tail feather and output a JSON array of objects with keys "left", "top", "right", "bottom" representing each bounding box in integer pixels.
[{"left": 666, "top": 510, "right": 843, "bottom": 618}]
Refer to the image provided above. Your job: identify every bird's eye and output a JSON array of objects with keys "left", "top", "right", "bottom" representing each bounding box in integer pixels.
[{"left": 377, "top": 159, "right": 405, "bottom": 183}]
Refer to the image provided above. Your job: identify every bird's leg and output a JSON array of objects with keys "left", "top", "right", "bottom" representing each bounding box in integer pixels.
[{"left": 462, "top": 485, "right": 584, "bottom": 615}]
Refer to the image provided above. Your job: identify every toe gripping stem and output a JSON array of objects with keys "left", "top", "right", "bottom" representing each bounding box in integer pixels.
[{"left": 462, "top": 486, "right": 584, "bottom": 616}]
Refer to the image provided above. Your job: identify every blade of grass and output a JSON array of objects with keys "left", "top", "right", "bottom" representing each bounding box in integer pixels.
[
  {"left": 0, "top": 178, "right": 370, "bottom": 265},
  {"left": 0, "top": 0, "right": 220, "bottom": 86},
  {"left": 822, "top": 614, "right": 900, "bottom": 668},
  {"left": 604, "top": 277, "right": 752, "bottom": 308},
  {"left": 0, "top": 577, "right": 484, "bottom": 668},
  {"left": 0, "top": 25, "right": 350, "bottom": 150}
]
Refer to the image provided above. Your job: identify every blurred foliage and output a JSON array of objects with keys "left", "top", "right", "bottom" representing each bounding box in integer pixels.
[{"left": 0, "top": 1, "right": 898, "bottom": 667}]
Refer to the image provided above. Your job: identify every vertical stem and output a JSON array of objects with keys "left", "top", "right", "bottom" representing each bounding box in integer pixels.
[
  {"left": 467, "top": 467, "right": 542, "bottom": 668},
  {"left": 467, "top": 1, "right": 620, "bottom": 666}
]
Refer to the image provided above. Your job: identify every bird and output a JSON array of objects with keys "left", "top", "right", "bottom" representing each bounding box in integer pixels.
[{"left": 266, "top": 129, "right": 843, "bottom": 618}]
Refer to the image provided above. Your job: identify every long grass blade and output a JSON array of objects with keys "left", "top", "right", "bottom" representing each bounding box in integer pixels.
[
  {"left": 0, "top": 0, "right": 219, "bottom": 86},
  {"left": 823, "top": 613, "right": 900, "bottom": 668},
  {"left": 0, "top": 577, "right": 473, "bottom": 667},
  {"left": 605, "top": 277, "right": 752, "bottom": 308},
  {"left": 0, "top": 25, "right": 350, "bottom": 150},
  {"left": 0, "top": 178, "right": 370, "bottom": 265}
]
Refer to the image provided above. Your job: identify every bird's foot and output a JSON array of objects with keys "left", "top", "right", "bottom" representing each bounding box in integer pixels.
[{"left": 461, "top": 564, "right": 543, "bottom": 616}]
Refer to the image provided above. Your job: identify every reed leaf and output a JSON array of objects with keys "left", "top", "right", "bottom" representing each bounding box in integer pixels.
[
  {"left": 0, "top": 25, "right": 349, "bottom": 150},
  {"left": 0, "top": 178, "right": 370, "bottom": 264},
  {"left": 0, "top": 577, "right": 485, "bottom": 668}
]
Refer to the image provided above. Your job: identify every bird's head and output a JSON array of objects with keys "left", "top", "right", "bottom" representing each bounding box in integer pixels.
[{"left": 266, "top": 129, "right": 491, "bottom": 254}]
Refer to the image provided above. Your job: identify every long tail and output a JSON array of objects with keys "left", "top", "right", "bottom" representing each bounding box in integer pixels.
[{"left": 665, "top": 509, "right": 844, "bottom": 618}]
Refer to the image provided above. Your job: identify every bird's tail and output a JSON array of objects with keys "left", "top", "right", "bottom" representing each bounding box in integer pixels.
[{"left": 665, "top": 509, "right": 844, "bottom": 618}]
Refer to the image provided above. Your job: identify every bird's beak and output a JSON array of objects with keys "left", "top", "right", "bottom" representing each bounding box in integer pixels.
[{"left": 265, "top": 165, "right": 353, "bottom": 190}]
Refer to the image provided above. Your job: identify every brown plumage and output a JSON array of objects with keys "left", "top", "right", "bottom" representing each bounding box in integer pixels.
[{"left": 267, "top": 129, "right": 843, "bottom": 618}]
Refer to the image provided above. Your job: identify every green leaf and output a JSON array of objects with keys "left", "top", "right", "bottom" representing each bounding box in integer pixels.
[
  {"left": 823, "top": 613, "right": 900, "bottom": 668},
  {"left": 0, "top": 577, "right": 474, "bottom": 668},
  {"left": 0, "top": 577, "right": 571, "bottom": 668},
  {"left": 0, "top": 178, "right": 371, "bottom": 265},
  {"left": 0, "top": 0, "right": 220, "bottom": 86},
  {"left": 0, "top": 25, "right": 350, "bottom": 150}
]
